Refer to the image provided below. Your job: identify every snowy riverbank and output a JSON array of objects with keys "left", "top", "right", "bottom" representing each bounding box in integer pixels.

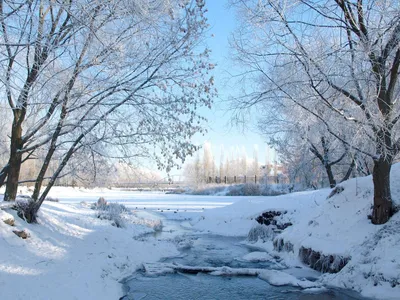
[
  {"left": 0, "top": 200, "right": 181, "bottom": 299},
  {"left": 192, "top": 164, "right": 400, "bottom": 300},
  {"left": 1, "top": 164, "right": 399, "bottom": 299}
]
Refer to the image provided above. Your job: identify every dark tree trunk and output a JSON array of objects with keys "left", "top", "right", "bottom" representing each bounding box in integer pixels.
[
  {"left": 0, "top": 163, "right": 9, "bottom": 187},
  {"left": 24, "top": 146, "right": 76, "bottom": 223},
  {"left": 371, "top": 158, "right": 393, "bottom": 224},
  {"left": 325, "top": 164, "right": 336, "bottom": 188},
  {"left": 31, "top": 120, "right": 63, "bottom": 201},
  {"left": 340, "top": 157, "right": 356, "bottom": 183},
  {"left": 4, "top": 115, "right": 23, "bottom": 201}
]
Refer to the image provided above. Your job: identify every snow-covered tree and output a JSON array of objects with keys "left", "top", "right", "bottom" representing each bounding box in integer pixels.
[
  {"left": 258, "top": 94, "right": 363, "bottom": 188},
  {"left": 219, "top": 145, "right": 225, "bottom": 180},
  {"left": 203, "top": 142, "right": 215, "bottom": 181},
  {"left": 240, "top": 146, "right": 247, "bottom": 176},
  {"left": 1, "top": 0, "right": 214, "bottom": 222},
  {"left": 230, "top": 0, "right": 400, "bottom": 224},
  {"left": 252, "top": 144, "right": 259, "bottom": 177}
]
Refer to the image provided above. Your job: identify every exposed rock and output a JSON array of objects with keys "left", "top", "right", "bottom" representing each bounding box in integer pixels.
[
  {"left": 255, "top": 210, "right": 292, "bottom": 231},
  {"left": 0, "top": 210, "right": 15, "bottom": 226},
  {"left": 276, "top": 222, "right": 292, "bottom": 230},
  {"left": 273, "top": 237, "right": 350, "bottom": 274},
  {"left": 13, "top": 230, "right": 30, "bottom": 239},
  {"left": 3, "top": 218, "right": 15, "bottom": 226},
  {"left": 299, "top": 247, "right": 349, "bottom": 273}
]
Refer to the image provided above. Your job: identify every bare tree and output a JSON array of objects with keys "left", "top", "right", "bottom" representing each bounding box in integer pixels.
[
  {"left": 1, "top": 0, "right": 215, "bottom": 222},
  {"left": 252, "top": 144, "right": 259, "bottom": 177},
  {"left": 219, "top": 144, "right": 225, "bottom": 180},
  {"left": 259, "top": 97, "right": 361, "bottom": 188},
  {"left": 0, "top": 0, "right": 77, "bottom": 200},
  {"left": 203, "top": 141, "right": 215, "bottom": 181},
  {"left": 230, "top": 0, "right": 400, "bottom": 224}
]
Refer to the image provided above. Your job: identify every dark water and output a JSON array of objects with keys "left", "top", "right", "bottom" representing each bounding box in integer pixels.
[
  {"left": 122, "top": 217, "right": 367, "bottom": 300},
  {"left": 125, "top": 273, "right": 362, "bottom": 300}
]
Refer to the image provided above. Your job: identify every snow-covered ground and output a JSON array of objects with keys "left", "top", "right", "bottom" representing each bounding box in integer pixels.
[
  {"left": 49, "top": 187, "right": 238, "bottom": 212},
  {"left": 0, "top": 200, "right": 179, "bottom": 299},
  {"left": 191, "top": 164, "right": 400, "bottom": 300},
  {"left": 0, "top": 189, "right": 247, "bottom": 299},
  {"left": 1, "top": 164, "right": 400, "bottom": 299}
]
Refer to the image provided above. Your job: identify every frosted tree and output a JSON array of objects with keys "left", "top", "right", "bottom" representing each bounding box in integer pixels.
[
  {"left": 219, "top": 145, "right": 225, "bottom": 180},
  {"left": 258, "top": 94, "right": 361, "bottom": 188},
  {"left": 203, "top": 142, "right": 215, "bottom": 181},
  {"left": 1, "top": 0, "right": 215, "bottom": 222},
  {"left": 253, "top": 144, "right": 259, "bottom": 177},
  {"left": 224, "top": 155, "right": 231, "bottom": 179},
  {"left": 194, "top": 152, "right": 202, "bottom": 185},
  {"left": 240, "top": 146, "right": 247, "bottom": 176},
  {"left": 230, "top": 0, "right": 400, "bottom": 224},
  {"left": 183, "top": 152, "right": 203, "bottom": 185}
]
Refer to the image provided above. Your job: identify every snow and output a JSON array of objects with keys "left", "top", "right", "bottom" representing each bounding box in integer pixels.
[
  {"left": 190, "top": 164, "right": 400, "bottom": 299},
  {"left": 242, "top": 251, "right": 273, "bottom": 262},
  {"left": 142, "top": 262, "right": 320, "bottom": 289},
  {"left": 191, "top": 188, "right": 331, "bottom": 236},
  {"left": 0, "top": 209, "right": 14, "bottom": 224},
  {"left": 258, "top": 269, "right": 321, "bottom": 288},
  {"left": 1, "top": 163, "right": 400, "bottom": 299},
  {"left": 0, "top": 201, "right": 179, "bottom": 300}
]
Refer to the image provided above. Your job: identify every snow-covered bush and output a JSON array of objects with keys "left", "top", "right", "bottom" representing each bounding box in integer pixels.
[
  {"left": 137, "top": 218, "right": 163, "bottom": 232},
  {"left": 247, "top": 223, "right": 276, "bottom": 242},
  {"left": 93, "top": 202, "right": 128, "bottom": 228},
  {"left": 14, "top": 198, "right": 36, "bottom": 221},
  {"left": 45, "top": 197, "right": 59, "bottom": 202},
  {"left": 226, "top": 183, "right": 261, "bottom": 196},
  {"left": 95, "top": 197, "right": 107, "bottom": 209},
  {"left": 259, "top": 184, "right": 290, "bottom": 196},
  {"left": 187, "top": 183, "right": 289, "bottom": 196},
  {"left": 188, "top": 185, "right": 227, "bottom": 195}
]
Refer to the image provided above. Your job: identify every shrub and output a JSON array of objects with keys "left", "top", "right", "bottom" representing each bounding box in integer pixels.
[
  {"left": 247, "top": 223, "right": 276, "bottom": 242},
  {"left": 45, "top": 197, "right": 59, "bottom": 202},
  {"left": 138, "top": 218, "right": 163, "bottom": 231},
  {"left": 189, "top": 183, "right": 289, "bottom": 196},
  {"left": 93, "top": 200, "right": 128, "bottom": 228},
  {"left": 95, "top": 197, "right": 107, "bottom": 208},
  {"left": 14, "top": 198, "right": 37, "bottom": 223},
  {"left": 188, "top": 185, "right": 227, "bottom": 195}
]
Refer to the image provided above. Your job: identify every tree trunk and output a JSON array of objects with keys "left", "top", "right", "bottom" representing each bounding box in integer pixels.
[
  {"left": 0, "top": 163, "right": 9, "bottom": 187},
  {"left": 18, "top": 201, "right": 38, "bottom": 224},
  {"left": 371, "top": 158, "right": 393, "bottom": 224},
  {"left": 4, "top": 115, "right": 23, "bottom": 201},
  {"left": 340, "top": 157, "right": 356, "bottom": 183},
  {"left": 325, "top": 164, "right": 336, "bottom": 188}
]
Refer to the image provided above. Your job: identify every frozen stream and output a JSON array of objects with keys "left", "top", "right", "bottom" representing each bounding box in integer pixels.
[{"left": 121, "top": 213, "right": 368, "bottom": 300}]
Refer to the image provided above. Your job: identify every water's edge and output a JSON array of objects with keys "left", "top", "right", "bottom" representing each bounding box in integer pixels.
[{"left": 120, "top": 213, "right": 370, "bottom": 300}]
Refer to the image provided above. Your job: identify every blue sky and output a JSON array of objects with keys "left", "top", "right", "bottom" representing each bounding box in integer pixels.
[{"left": 188, "top": 1, "right": 274, "bottom": 167}]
